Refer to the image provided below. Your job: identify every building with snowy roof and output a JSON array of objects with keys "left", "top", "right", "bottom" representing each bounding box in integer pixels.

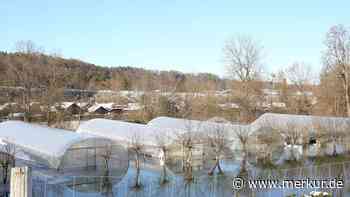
[{"left": 0, "top": 121, "right": 128, "bottom": 173}]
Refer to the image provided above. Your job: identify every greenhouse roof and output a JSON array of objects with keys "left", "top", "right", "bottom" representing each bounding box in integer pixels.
[
  {"left": 0, "top": 121, "right": 96, "bottom": 166},
  {"left": 77, "top": 119, "right": 179, "bottom": 146},
  {"left": 148, "top": 116, "right": 246, "bottom": 133},
  {"left": 251, "top": 113, "right": 350, "bottom": 131},
  {"left": 148, "top": 113, "right": 350, "bottom": 134}
]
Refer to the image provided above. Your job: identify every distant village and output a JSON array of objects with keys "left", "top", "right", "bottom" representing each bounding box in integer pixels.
[{"left": 0, "top": 83, "right": 316, "bottom": 127}]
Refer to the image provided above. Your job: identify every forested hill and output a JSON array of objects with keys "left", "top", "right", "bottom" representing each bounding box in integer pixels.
[{"left": 0, "top": 51, "right": 228, "bottom": 91}]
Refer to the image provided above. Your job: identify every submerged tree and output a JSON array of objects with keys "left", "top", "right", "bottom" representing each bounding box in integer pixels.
[
  {"left": 100, "top": 144, "right": 113, "bottom": 174},
  {"left": 129, "top": 133, "right": 145, "bottom": 188},
  {"left": 174, "top": 120, "right": 199, "bottom": 182},
  {"left": 154, "top": 130, "right": 172, "bottom": 184},
  {"left": 278, "top": 120, "right": 308, "bottom": 161},
  {"left": 180, "top": 133, "right": 195, "bottom": 182},
  {"left": 233, "top": 126, "right": 252, "bottom": 173},
  {"left": 313, "top": 118, "right": 347, "bottom": 156},
  {"left": 206, "top": 124, "right": 232, "bottom": 175},
  {"left": 255, "top": 123, "right": 283, "bottom": 166}
]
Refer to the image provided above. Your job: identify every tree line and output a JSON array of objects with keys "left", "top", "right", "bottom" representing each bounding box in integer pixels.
[
  {"left": 0, "top": 24, "right": 350, "bottom": 123},
  {"left": 223, "top": 24, "right": 350, "bottom": 120}
]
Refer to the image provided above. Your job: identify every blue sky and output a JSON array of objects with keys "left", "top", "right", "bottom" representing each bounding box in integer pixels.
[{"left": 2, "top": 0, "right": 350, "bottom": 77}]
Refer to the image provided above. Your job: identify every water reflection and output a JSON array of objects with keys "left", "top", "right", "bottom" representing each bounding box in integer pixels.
[{"left": 33, "top": 146, "right": 350, "bottom": 197}]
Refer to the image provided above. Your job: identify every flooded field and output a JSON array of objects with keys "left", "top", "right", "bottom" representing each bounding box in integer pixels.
[{"left": 31, "top": 156, "right": 350, "bottom": 197}]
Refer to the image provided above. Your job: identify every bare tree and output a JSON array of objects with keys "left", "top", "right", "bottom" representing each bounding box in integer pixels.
[
  {"left": 255, "top": 123, "right": 283, "bottom": 165},
  {"left": 205, "top": 124, "right": 232, "bottom": 175},
  {"left": 285, "top": 62, "right": 314, "bottom": 114},
  {"left": 100, "top": 144, "right": 113, "bottom": 174},
  {"left": 129, "top": 133, "right": 145, "bottom": 188},
  {"left": 99, "top": 144, "right": 114, "bottom": 197},
  {"left": 224, "top": 35, "right": 265, "bottom": 122},
  {"left": 174, "top": 120, "right": 199, "bottom": 182},
  {"left": 313, "top": 118, "right": 347, "bottom": 156},
  {"left": 7, "top": 40, "right": 44, "bottom": 122},
  {"left": 233, "top": 126, "right": 252, "bottom": 173},
  {"left": 277, "top": 121, "right": 307, "bottom": 161},
  {"left": 224, "top": 35, "right": 264, "bottom": 83},
  {"left": 323, "top": 25, "right": 350, "bottom": 117},
  {"left": 154, "top": 131, "right": 172, "bottom": 184},
  {"left": 41, "top": 55, "right": 65, "bottom": 126}
]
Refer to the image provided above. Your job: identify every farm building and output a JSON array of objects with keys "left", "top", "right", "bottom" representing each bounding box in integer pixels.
[
  {"left": 57, "top": 102, "right": 84, "bottom": 114},
  {"left": 88, "top": 105, "right": 110, "bottom": 114},
  {"left": 0, "top": 121, "right": 128, "bottom": 173}
]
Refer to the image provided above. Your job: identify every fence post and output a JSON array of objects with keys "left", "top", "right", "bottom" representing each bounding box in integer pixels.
[{"left": 10, "top": 166, "right": 32, "bottom": 197}]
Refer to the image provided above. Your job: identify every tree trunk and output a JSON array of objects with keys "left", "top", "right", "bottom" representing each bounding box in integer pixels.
[
  {"left": 209, "top": 155, "right": 223, "bottom": 175},
  {"left": 162, "top": 150, "right": 167, "bottom": 183},
  {"left": 346, "top": 84, "right": 350, "bottom": 117},
  {"left": 161, "top": 165, "right": 167, "bottom": 184},
  {"left": 217, "top": 159, "right": 223, "bottom": 174},
  {"left": 134, "top": 152, "right": 141, "bottom": 188},
  {"left": 290, "top": 144, "right": 296, "bottom": 161},
  {"left": 46, "top": 105, "right": 51, "bottom": 126},
  {"left": 332, "top": 139, "right": 337, "bottom": 156},
  {"left": 343, "top": 71, "right": 350, "bottom": 117},
  {"left": 185, "top": 148, "right": 193, "bottom": 181},
  {"left": 208, "top": 160, "right": 217, "bottom": 176}
]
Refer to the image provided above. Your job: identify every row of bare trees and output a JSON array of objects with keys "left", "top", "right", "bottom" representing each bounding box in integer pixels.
[{"left": 224, "top": 24, "right": 350, "bottom": 119}]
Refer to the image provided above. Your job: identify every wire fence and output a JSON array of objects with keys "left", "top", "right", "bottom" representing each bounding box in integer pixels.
[{"left": 31, "top": 160, "right": 350, "bottom": 197}]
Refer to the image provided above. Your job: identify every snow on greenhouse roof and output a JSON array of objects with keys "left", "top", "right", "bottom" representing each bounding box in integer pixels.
[
  {"left": 0, "top": 121, "right": 94, "bottom": 160},
  {"left": 77, "top": 119, "right": 179, "bottom": 146}
]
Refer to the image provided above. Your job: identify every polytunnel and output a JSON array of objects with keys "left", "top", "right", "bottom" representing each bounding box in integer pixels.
[
  {"left": 147, "top": 116, "right": 248, "bottom": 150},
  {"left": 250, "top": 113, "right": 350, "bottom": 131},
  {"left": 149, "top": 113, "right": 350, "bottom": 137},
  {"left": 77, "top": 118, "right": 180, "bottom": 148},
  {"left": 0, "top": 121, "right": 128, "bottom": 172}
]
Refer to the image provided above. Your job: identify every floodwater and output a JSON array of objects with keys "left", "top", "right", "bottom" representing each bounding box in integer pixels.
[{"left": 32, "top": 156, "right": 350, "bottom": 197}]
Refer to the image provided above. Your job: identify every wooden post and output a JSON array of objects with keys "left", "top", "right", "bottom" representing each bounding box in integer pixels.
[{"left": 10, "top": 167, "right": 32, "bottom": 197}]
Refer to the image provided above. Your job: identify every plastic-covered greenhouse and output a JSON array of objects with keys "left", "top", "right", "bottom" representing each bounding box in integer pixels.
[
  {"left": 0, "top": 121, "right": 128, "bottom": 173},
  {"left": 148, "top": 113, "right": 350, "bottom": 135},
  {"left": 77, "top": 118, "right": 179, "bottom": 147},
  {"left": 147, "top": 116, "right": 246, "bottom": 150}
]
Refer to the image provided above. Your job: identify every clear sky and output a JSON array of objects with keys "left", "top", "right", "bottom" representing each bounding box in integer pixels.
[{"left": 2, "top": 0, "right": 350, "bottom": 77}]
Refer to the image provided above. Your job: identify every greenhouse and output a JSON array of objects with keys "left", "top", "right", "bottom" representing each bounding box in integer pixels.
[
  {"left": 149, "top": 113, "right": 350, "bottom": 136},
  {"left": 148, "top": 116, "right": 247, "bottom": 149},
  {"left": 77, "top": 118, "right": 180, "bottom": 149},
  {"left": 251, "top": 113, "right": 350, "bottom": 131},
  {"left": 0, "top": 121, "right": 127, "bottom": 173}
]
